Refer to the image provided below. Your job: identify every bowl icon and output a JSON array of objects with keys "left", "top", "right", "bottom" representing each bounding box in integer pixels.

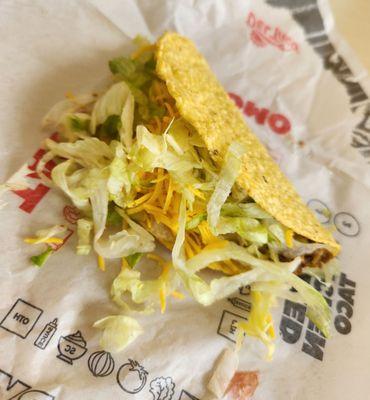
[{"left": 56, "top": 330, "right": 87, "bottom": 365}]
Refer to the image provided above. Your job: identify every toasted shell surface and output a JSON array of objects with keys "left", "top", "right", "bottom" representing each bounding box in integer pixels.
[{"left": 156, "top": 32, "right": 339, "bottom": 255}]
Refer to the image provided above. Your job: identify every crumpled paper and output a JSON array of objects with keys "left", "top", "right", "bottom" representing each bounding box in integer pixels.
[{"left": 1, "top": 1, "right": 370, "bottom": 399}]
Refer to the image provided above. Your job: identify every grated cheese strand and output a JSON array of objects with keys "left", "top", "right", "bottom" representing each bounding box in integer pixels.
[
  {"left": 97, "top": 255, "right": 106, "bottom": 272},
  {"left": 24, "top": 237, "right": 64, "bottom": 245},
  {"left": 285, "top": 229, "right": 294, "bottom": 248}
]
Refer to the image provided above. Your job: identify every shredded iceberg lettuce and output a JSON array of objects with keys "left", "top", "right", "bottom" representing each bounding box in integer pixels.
[
  {"left": 238, "top": 291, "right": 276, "bottom": 359},
  {"left": 179, "top": 241, "right": 331, "bottom": 337},
  {"left": 111, "top": 254, "right": 175, "bottom": 315},
  {"left": 76, "top": 219, "right": 93, "bottom": 255},
  {"left": 302, "top": 259, "right": 340, "bottom": 286},
  {"left": 93, "top": 315, "right": 143, "bottom": 353},
  {"left": 207, "top": 142, "right": 244, "bottom": 232},
  {"left": 32, "top": 225, "right": 67, "bottom": 243},
  {"left": 90, "top": 81, "right": 135, "bottom": 149},
  {"left": 126, "top": 252, "right": 143, "bottom": 267},
  {"left": 172, "top": 196, "right": 187, "bottom": 269},
  {"left": 42, "top": 94, "right": 95, "bottom": 142},
  {"left": 25, "top": 225, "right": 68, "bottom": 267},
  {"left": 91, "top": 187, "right": 155, "bottom": 259},
  {"left": 30, "top": 247, "right": 53, "bottom": 268}
]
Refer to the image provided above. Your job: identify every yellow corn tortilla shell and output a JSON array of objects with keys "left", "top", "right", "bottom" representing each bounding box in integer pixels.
[{"left": 156, "top": 32, "right": 340, "bottom": 255}]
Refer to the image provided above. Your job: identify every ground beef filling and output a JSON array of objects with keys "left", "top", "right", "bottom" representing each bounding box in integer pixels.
[
  {"left": 301, "top": 247, "right": 333, "bottom": 269},
  {"left": 279, "top": 247, "right": 333, "bottom": 274}
]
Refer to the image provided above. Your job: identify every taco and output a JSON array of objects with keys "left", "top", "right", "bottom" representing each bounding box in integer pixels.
[{"left": 28, "top": 33, "right": 339, "bottom": 355}]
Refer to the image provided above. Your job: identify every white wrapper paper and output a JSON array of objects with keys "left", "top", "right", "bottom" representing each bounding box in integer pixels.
[{"left": 1, "top": 1, "right": 370, "bottom": 399}]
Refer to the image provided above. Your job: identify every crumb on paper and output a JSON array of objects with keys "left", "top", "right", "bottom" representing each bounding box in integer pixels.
[{"left": 224, "top": 371, "right": 259, "bottom": 400}]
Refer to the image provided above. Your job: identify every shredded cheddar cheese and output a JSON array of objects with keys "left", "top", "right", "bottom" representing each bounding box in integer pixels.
[
  {"left": 187, "top": 185, "right": 206, "bottom": 200},
  {"left": 97, "top": 255, "right": 106, "bottom": 272},
  {"left": 185, "top": 241, "right": 195, "bottom": 258},
  {"left": 131, "top": 44, "right": 156, "bottom": 60},
  {"left": 198, "top": 221, "right": 217, "bottom": 245},
  {"left": 267, "top": 314, "right": 275, "bottom": 338},
  {"left": 127, "top": 192, "right": 152, "bottom": 208},
  {"left": 121, "top": 258, "right": 129, "bottom": 270},
  {"left": 126, "top": 204, "right": 146, "bottom": 215},
  {"left": 158, "top": 261, "right": 171, "bottom": 314},
  {"left": 150, "top": 174, "right": 168, "bottom": 184},
  {"left": 159, "top": 288, "right": 166, "bottom": 313},
  {"left": 24, "top": 237, "right": 64, "bottom": 245},
  {"left": 164, "top": 102, "right": 176, "bottom": 117},
  {"left": 285, "top": 229, "right": 293, "bottom": 248},
  {"left": 163, "top": 177, "right": 173, "bottom": 213},
  {"left": 171, "top": 291, "right": 185, "bottom": 300}
]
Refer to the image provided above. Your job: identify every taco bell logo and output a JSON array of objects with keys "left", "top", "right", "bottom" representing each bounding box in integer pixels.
[{"left": 246, "top": 11, "right": 299, "bottom": 52}]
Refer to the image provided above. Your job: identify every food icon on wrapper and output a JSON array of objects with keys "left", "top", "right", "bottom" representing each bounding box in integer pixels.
[
  {"left": 34, "top": 318, "right": 58, "bottom": 350},
  {"left": 56, "top": 330, "right": 87, "bottom": 365},
  {"left": 334, "top": 212, "right": 360, "bottom": 237},
  {"left": 149, "top": 376, "right": 175, "bottom": 400},
  {"left": 63, "top": 205, "right": 80, "bottom": 224},
  {"left": 228, "top": 296, "right": 251, "bottom": 312},
  {"left": 116, "top": 359, "right": 148, "bottom": 394},
  {"left": 179, "top": 390, "right": 199, "bottom": 400},
  {"left": 307, "top": 199, "right": 332, "bottom": 224},
  {"left": 87, "top": 350, "right": 115, "bottom": 377},
  {"left": 0, "top": 298, "right": 43, "bottom": 339}
]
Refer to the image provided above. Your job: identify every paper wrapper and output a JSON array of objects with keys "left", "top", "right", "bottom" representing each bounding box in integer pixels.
[{"left": 1, "top": 1, "right": 370, "bottom": 399}]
